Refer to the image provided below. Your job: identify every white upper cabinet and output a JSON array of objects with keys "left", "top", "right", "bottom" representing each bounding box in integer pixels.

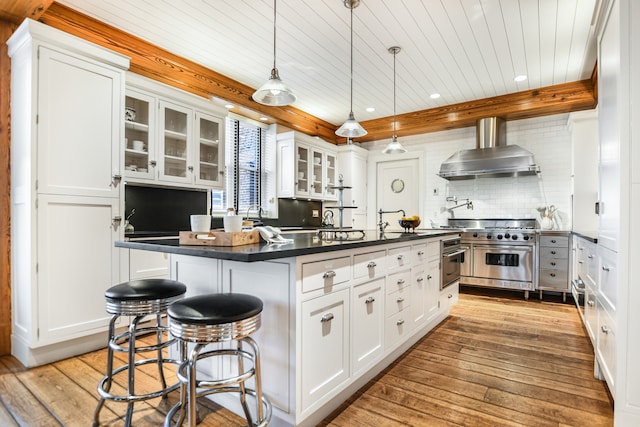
[
  {"left": 276, "top": 131, "right": 337, "bottom": 201},
  {"left": 124, "top": 73, "right": 225, "bottom": 189},
  {"left": 36, "top": 46, "right": 123, "bottom": 198}
]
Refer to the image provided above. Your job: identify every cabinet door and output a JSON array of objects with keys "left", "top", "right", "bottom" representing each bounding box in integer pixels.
[
  {"left": 124, "top": 90, "right": 156, "bottom": 180},
  {"left": 37, "top": 47, "right": 121, "bottom": 198},
  {"left": 158, "top": 100, "right": 192, "bottom": 184},
  {"left": 351, "top": 278, "right": 384, "bottom": 375},
  {"left": 129, "top": 249, "right": 168, "bottom": 280},
  {"left": 301, "top": 289, "right": 349, "bottom": 411},
  {"left": 309, "top": 147, "right": 324, "bottom": 199},
  {"left": 194, "top": 111, "right": 224, "bottom": 187},
  {"left": 295, "top": 143, "right": 311, "bottom": 198},
  {"left": 36, "top": 194, "right": 120, "bottom": 346},
  {"left": 324, "top": 151, "right": 338, "bottom": 201},
  {"left": 412, "top": 261, "right": 440, "bottom": 327}
]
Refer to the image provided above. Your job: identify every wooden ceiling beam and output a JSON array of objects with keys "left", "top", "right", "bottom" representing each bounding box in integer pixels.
[
  {"left": 0, "top": 0, "right": 54, "bottom": 24},
  {"left": 35, "top": 2, "right": 597, "bottom": 146}
]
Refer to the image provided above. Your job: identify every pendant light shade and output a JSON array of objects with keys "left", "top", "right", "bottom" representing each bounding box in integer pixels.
[
  {"left": 382, "top": 46, "right": 407, "bottom": 154},
  {"left": 336, "top": 0, "right": 367, "bottom": 138},
  {"left": 253, "top": 0, "right": 296, "bottom": 106}
]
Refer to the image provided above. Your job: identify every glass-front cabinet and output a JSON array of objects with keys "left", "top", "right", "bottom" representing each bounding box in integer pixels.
[
  {"left": 276, "top": 131, "right": 338, "bottom": 201},
  {"left": 123, "top": 77, "right": 225, "bottom": 189},
  {"left": 195, "top": 111, "right": 224, "bottom": 187},
  {"left": 124, "top": 91, "right": 155, "bottom": 180},
  {"left": 159, "top": 100, "right": 191, "bottom": 184}
]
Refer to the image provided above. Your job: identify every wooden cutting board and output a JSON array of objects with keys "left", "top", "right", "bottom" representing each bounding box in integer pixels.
[{"left": 179, "top": 229, "right": 260, "bottom": 246}]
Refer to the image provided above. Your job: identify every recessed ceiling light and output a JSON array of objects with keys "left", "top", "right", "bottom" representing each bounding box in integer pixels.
[
  {"left": 514, "top": 75, "right": 527, "bottom": 82},
  {"left": 366, "top": 107, "right": 375, "bottom": 112},
  {"left": 259, "top": 117, "right": 269, "bottom": 121},
  {"left": 224, "top": 104, "right": 234, "bottom": 109},
  {"left": 430, "top": 93, "right": 441, "bottom": 99}
]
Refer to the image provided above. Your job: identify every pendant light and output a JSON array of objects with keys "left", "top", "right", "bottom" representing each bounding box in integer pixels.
[
  {"left": 335, "top": 0, "right": 367, "bottom": 138},
  {"left": 382, "top": 46, "right": 407, "bottom": 154},
  {"left": 252, "top": 0, "right": 296, "bottom": 106}
]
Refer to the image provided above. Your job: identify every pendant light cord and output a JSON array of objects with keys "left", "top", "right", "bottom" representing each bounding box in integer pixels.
[
  {"left": 393, "top": 49, "right": 397, "bottom": 139},
  {"left": 349, "top": 5, "right": 354, "bottom": 114},
  {"left": 272, "top": 0, "right": 277, "bottom": 70}
]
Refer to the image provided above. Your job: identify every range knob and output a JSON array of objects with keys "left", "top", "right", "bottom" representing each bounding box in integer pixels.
[
  {"left": 523, "top": 235, "right": 530, "bottom": 241},
  {"left": 497, "top": 234, "right": 503, "bottom": 240},
  {"left": 504, "top": 233, "right": 511, "bottom": 239},
  {"left": 472, "top": 232, "right": 478, "bottom": 238},
  {"left": 511, "top": 235, "right": 518, "bottom": 240},
  {"left": 486, "top": 234, "right": 493, "bottom": 239}
]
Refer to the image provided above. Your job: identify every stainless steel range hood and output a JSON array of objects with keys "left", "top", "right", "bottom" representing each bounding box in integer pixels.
[{"left": 438, "top": 117, "right": 540, "bottom": 180}]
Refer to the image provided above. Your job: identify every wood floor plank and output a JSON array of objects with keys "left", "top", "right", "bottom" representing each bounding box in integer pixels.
[
  {"left": 0, "top": 372, "right": 61, "bottom": 426},
  {"left": 0, "top": 399, "right": 19, "bottom": 427}
]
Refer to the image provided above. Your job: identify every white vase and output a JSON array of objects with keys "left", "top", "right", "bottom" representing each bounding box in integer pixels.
[{"left": 541, "top": 217, "right": 554, "bottom": 230}]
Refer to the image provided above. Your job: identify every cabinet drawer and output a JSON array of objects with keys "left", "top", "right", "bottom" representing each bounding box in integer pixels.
[
  {"left": 539, "top": 247, "right": 568, "bottom": 259},
  {"left": 353, "top": 250, "right": 386, "bottom": 280},
  {"left": 301, "top": 256, "right": 350, "bottom": 293},
  {"left": 412, "top": 243, "right": 428, "bottom": 266},
  {"left": 598, "top": 246, "right": 617, "bottom": 310},
  {"left": 540, "top": 235, "right": 569, "bottom": 248},
  {"left": 596, "top": 299, "right": 616, "bottom": 394},
  {"left": 387, "top": 246, "right": 412, "bottom": 271},
  {"left": 385, "top": 309, "right": 411, "bottom": 350},
  {"left": 538, "top": 270, "right": 568, "bottom": 290},
  {"left": 385, "top": 285, "right": 411, "bottom": 316},
  {"left": 539, "top": 258, "right": 568, "bottom": 270},
  {"left": 386, "top": 270, "right": 411, "bottom": 295}
]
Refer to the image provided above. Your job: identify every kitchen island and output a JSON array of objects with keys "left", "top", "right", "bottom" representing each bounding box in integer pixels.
[{"left": 117, "top": 229, "right": 459, "bottom": 426}]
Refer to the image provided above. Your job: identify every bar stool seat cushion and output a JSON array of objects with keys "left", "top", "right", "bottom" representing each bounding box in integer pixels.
[
  {"left": 168, "top": 293, "right": 263, "bottom": 325},
  {"left": 105, "top": 279, "right": 187, "bottom": 301}
]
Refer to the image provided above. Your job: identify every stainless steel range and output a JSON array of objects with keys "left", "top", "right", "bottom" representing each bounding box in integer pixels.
[{"left": 446, "top": 218, "right": 537, "bottom": 299}]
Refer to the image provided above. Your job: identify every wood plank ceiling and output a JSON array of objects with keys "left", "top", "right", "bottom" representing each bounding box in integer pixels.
[{"left": 6, "top": 0, "right": 599, "bottom": 145}]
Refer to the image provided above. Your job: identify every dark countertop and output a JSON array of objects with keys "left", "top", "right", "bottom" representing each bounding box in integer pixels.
[{"left": 116, "top": 229, "right": 458, "bottom": 262}]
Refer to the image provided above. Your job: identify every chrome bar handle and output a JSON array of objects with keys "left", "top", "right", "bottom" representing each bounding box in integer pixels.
[
  {"left": 320, "top": 313, "right": 334, "bottom": 323},
  {"left": 367, "top": 261, "right": 377, "bottom": 268},
  {"left": 396, "top": 319, "right": 405, "bottom": 326},
  {"left": 365, "top": 297, "right": 375, "bottom": 304},
  {"left": 322, "top": 270, "right": 336, "bottom": 279}
]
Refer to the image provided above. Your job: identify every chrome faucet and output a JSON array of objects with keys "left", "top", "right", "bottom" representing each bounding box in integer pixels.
[
  {"left": 446, "top": 196, "right": 473, "bottom": 211},
  {"left": 245, "top": 205, "right": 263, "bottom": 225},
  {"left": 377, "top": 208, "right": 406, "bottom": 234}
]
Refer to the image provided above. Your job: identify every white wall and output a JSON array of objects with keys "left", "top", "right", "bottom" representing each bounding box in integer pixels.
[{"left": 361, "top": 114, "right": 573, "bottom": 230}]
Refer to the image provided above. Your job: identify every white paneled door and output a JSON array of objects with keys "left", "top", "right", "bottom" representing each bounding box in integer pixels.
[{"left": 376, "top": 158, "right": 420, "bottom": 231}]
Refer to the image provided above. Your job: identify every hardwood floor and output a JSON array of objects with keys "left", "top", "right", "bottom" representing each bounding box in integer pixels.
[{"left": 0, "top": 289, "right": 613, "bottom": 426}]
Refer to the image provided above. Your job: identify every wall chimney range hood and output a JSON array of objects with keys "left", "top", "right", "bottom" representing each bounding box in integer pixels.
[{"left": 438, "top": 117, "right": 540, "bottom": 180}]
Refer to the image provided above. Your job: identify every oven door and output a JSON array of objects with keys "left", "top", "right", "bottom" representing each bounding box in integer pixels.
[
  {"left": 441, "top": 248, "right": 464, "bottom": 290},
  {"left": 472, "top": 245, "right": 533, "bottom": 282}
]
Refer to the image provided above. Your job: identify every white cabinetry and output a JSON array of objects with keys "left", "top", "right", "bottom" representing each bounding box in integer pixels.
[
  {"left": 8, "top": 19, "right": 129, "bottom": 366},
  {"left": 351, "top": 278, "right": 384, "bottom": 375},
  {"left": 569, "top": 110, "right": 599, "bottom": 235},
  {"left": 276, "top": 131, "right": 338, "bottom": 201},
  {"left": 124, "top": 73, "right": 225, "bottom": 189},
  {"left": 337, "top": 145, "right": 368, "bottom": 229},
  {"left": 129, "top": 249, "right": 169, "bottom": 280},
  {"left": 411, "top": 241, "right": 440, "bottom": 329}
]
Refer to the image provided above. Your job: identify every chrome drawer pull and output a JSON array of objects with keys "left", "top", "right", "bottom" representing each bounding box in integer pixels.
[
  {"left": 396, "top": 297, "right": 405, "bottom": 303},
  {"left": 578, "top": 261, "right": 584, "bottom": 264},
  {"left": 550, "top": 262, "right": 556, "bottom": 266},
  {"left": 367, "top": 261, "right": 377, "bottom": 268},
  {"left": 602, "top": 266, "right": 610, "bottom": 272},
  {"left": 551, "top": 239, "right": 557, "bottom": 243},
  {"left": 417, "top": 277, "right": 424, "bottom": 282},
  {"left": 588, "top": 255, "right": 594, "bottom": 259},
  {"left": 417, "top": 250, "right": 425, "bottom": 256},
  {"left": 588, "top": 300, "right": 595, "bottom": 307},
  {"left": 397, "top": 279, "right": 405, "bottom": 285},
  {"left": 320, "top": 313, "right": 334, "bottom": 323},
  {"left": 550, "top": 250, "right": 557, "bottom": 255},
  {"left": 322, "top": 270, "right": 336, "bottom": 279},
  {"left": 365, "top": 296, "right": 375, "bottom": 304},
  {"left": 427, "top": 275, "right": 432, "bottom": 280},
  {"left": 397, "top": 254, "right": 404, "bottom": 260},
  {"left": 550, "top": 273, "right": 556, "bottom": 277},
  {"left": 448, "top": 294, "right": 453, "bottom": 299},
  {"left": 396, "top": 319, "right": 405, "bottom": 326},
  {"left": 601, "top": 325, "right": 609, "bottom": 334}
]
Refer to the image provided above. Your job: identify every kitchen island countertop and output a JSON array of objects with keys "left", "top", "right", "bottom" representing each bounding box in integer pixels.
[{"left": 116, "top": 229, "right": 458, "bottom": 262}]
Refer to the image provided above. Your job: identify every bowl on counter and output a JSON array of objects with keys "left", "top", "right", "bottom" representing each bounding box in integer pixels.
[{"left": 398, "top": 219, "right": 421, "bottom": 232}]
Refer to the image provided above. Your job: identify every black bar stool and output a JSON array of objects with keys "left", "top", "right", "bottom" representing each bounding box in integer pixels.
[
  {"left": 164, "top": 293, "right": 272, "bottom": 427},
  {"left": 92, "top": 278, "right": 187, "bottom": 427}
]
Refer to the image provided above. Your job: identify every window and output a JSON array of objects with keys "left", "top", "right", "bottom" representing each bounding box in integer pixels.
[{"left": 211, "top": 116, "right": 276, "bottom": 218}]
